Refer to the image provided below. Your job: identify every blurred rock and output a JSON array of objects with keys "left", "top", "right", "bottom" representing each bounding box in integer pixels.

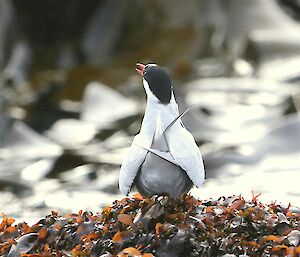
[
  {"left": 2, "top": 120, "right": 62, "bottom": 160},
  {"left": 56, "top": 44, "right": 78, "bottom": 69},
  {"left": 241, "top": 0, "right": 300, "bottom": 81},
  {"left": 0, "top": 0, "right": 13, "bottom": 69},
  {"left": 0, "top": 176, "right": 32, "bottom": 196},
  {"left": 75, "top": 130, "right": 131, "bottom": 167},
  {"left": 0, "top": 115, "right": 12, "bottom": 146},
  {"left": 2, "top": 41, "right": 32, "bottom": 87},
  {"left": 81, "top": 0, "right": 127, "bottom": 65},
  {"left": 59, "top": 165, "right": 120, "bottom": 194},
  {"left": 0, "top": 0, "right": 300, "bottom": 222},
  {"left": 257, "top": 56, "right": 300, "bottom": 82},
  {"left": 2, "top": 0, "right": 299, "bottom": 88},
  {"left": 278, "top": 0, "right": 300, "bottom": 20},
  {"left": 250, "top": 114, "right": 300, "bottom": 155},
  {"left": 21, "top": 159, "right": 56, "bottom": 182},
  {"left": 232, "top": 59, "right": 254, "bottom": 77},
  {"left": 44, "top": 189, "right": 121, "bottom": 212},
  {"left": 0, "top": 121, "right": 62, "bottom": 195},
  {"left": 192, "top": 58, "right": 229, "bottom": 78},
  {"left": 59, "top": 164, "right": 96, "bottom": 185},
  {"left": 28, "top": 78, "right": 79, "bottom": 132},
  {"left": 46, "top": 119, "right": 97, "bottom": 148},
  {"left": 205, "top": 114, "right": 300, "bottom": 165},
  {"left": 183, "top": 78, "right": 298, "bottom": 145},
  {"left": 198, "top": 114, "right": 300, "bottom": 207},
  {"left": 78, "top": 142, "right": 126, "bottom": 166},
  {"left": 193, "top": 167, "right": 300, "bottom": 207},
  {"left": 80, "top": 81, "right": 139, "bottom": 129}
]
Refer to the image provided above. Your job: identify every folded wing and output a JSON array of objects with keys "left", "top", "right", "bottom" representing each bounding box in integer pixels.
[
  {"left": 166, "top": 122, "right": 205, "bottom": 187},
  {"left": 119, "top": 105, "right": 205, "bottom": 195},
  {"left": 119, "top": 133, "right": 149, "bottom": 195}
]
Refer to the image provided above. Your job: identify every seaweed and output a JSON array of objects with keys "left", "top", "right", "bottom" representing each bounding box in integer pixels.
[{"left": 0, "top": 194, "right": 299, "bottom": 257}]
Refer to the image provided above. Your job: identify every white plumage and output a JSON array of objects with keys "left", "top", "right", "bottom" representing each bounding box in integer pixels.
[{"left": 119, "top": 64, "right": 205, "bottom": 197}]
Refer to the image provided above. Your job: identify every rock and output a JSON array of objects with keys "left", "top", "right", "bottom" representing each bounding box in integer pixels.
[
  {"left": 183, "top": 77, "right": 297, "bottom": 144},
  {"left": 46, "top": 119, "right": 97, "bottom": 148},
  {"left": 80, "top": 82, "right": 139, "bottom": 129},
  {"left": 0, "top": 0, "right": 13, "bottom": 68},
  {"left": 2, "top": 41, "right": 32, "bottom": 87},
  {"left": 81, "top": 0, "right": 127, "bottom": 65},
  {"left": 2, "top": 120, "right": 62, "bottom": 160}
]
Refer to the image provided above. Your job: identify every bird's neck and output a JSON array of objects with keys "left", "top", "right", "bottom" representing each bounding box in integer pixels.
[
  {"left": 146, "top": 90, "right": 176, "bottom": 106},
  {"left": 143, "top": 95, "right": 179, "bottom": 129},
  {"left": 146, "top": 93, "right": 178, "bottom": 114},
  {"left": 140, "top": 96, "right": 179, "bottom": 141}
]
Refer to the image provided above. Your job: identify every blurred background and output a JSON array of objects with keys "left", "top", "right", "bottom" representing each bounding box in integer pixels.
[{"left": 0, "top": 0, "right": 300, "bottom": 222}]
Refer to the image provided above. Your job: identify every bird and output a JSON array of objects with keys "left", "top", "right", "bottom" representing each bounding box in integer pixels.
[{"left": 119, "top": 63, "right": 205, "bottom": 198}]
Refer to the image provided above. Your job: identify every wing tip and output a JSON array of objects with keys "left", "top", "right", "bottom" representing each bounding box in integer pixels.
[
  {"left": 119, "top": 177, "right": 131, "bottom": 196},
  {"left": 119, "top": 181, "right": 128, "bottom": 195},
  {"left": 119, "top": 186, "right": 129, "bottom": 196},
  {"left": 191, "top": 168, "right": 206, "bottom": 188},
  {"left": 194, "top": 177, "right": 206, "bottom": 188}
]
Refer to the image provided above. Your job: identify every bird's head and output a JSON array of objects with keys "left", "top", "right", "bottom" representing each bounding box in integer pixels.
[{"left": 136, "top": 63, "right": 172, "bottom": 105}]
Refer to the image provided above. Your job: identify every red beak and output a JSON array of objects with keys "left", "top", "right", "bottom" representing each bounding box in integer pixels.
[{"left": 135, "top": 63, "right": 145, "bottom": 76}]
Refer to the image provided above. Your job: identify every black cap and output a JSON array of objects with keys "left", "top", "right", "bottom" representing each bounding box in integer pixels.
[{"left": 144, "top": 65, "right": 172, "bottom": 104}]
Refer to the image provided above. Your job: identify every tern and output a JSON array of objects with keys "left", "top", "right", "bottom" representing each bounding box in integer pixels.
[{"left": 119, "top": 63, "right": 205, "bottom": 198}]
